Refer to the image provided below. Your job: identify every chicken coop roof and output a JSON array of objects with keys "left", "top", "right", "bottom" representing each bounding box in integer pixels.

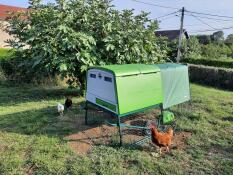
[{"left": 92, "top": 64, "right": 161, "bottom": 77}]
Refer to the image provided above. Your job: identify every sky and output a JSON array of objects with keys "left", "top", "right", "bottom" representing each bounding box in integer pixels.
[{"left": 1, "top": 0, "right": 233, "bottom": 37}]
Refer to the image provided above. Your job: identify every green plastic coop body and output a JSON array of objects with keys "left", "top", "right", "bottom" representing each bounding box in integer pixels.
[{"left": 85, "top": 63, "right": 190, "bottom": 117}]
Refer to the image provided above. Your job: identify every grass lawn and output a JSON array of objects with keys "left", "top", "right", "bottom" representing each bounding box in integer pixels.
[{"left": 0, "top": 82, "right": 232, "bottom": 175}]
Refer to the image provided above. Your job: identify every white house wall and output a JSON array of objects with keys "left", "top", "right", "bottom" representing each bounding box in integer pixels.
[{"left": 0, "top": 21, "right": 13, "bottom": 48}]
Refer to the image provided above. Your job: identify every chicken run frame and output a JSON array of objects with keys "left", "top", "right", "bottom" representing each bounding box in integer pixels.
[{"left": 85, "top": 63, "right": 190, "bottom": 146}]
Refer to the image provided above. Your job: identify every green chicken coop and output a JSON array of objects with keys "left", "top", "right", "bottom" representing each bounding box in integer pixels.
[{"left": 85, "top": 63, "right": 190, "bottom": 145}]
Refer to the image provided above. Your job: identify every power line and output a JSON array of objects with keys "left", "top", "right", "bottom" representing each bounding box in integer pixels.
[
  {"left": 185, "top": 10, "right": 233, "bottom": 19},
  {"left": 185, "top": 24, "right": 203, "bottom": 27},
  {"left": 157, "top": 14, "right": 179, "bottom": 21},
  {"left": 130, "top": 0, "right": 233, "bottom": 34},
  {"left": 131, "top": 0, "right": 180, "bottom": 10},
  {"left": 177, "top": 13, "right": 233, "bottom": 32},
  {"left": 132, "top": 1, "right": 233, "bottom": 19},
  {"left": 156, "top": 11, "right": 179, "bottom": 19},
  {"left": 190, "top": 26, "right": 233, "bottom": 33},
  {"left": 189, "top": 13, "right": 216, "bottom": 30},
  {"left": 185, "top": 12, "right": 233, "bottom": 22}
]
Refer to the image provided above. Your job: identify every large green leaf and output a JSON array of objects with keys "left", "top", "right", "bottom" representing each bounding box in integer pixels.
[{"left": 59, "top": 63, "right": 68, "bottom": 71}]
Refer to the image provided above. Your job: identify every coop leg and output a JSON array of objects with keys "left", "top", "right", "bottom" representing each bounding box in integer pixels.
[
  {"left": 160, "top": 104, "right": 164, "bottom": 115},
  {"left": 85, "top": 101, "right": 88, "bottom": 125},
  {"left": 117, "top": 116, "right": 122, "bottom": 146},
  {"left": 159, "top": 104, "right": 164, "bottom": 126}
]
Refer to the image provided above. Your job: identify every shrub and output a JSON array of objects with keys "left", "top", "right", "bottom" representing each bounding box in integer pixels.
[
  {"left": 183, "top": 58, "right": 233, "bottom": 69},
  {"left": 188, "top": 64, "right": 233, "bottom": 90}
]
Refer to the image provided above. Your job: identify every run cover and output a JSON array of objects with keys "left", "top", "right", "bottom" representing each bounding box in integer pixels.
[{"left": 156, "top": 63, "right": 190, "bottom": 109}]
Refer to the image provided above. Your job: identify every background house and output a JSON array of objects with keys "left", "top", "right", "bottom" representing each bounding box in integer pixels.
[
  {"left": 155, "top": 29, "right": 189, "bottom": 41},
  {"left": 0, "top": 4, "right": 27, "bottom": 48}
]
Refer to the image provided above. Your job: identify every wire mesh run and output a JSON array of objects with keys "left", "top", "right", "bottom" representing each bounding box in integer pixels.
[{"left": 85, "top": 102, "right": 161, "bottom": 147}]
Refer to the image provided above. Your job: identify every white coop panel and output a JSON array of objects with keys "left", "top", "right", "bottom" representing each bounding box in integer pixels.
[{"left": 86, "top": 69, "right": 118, "bottom": 113}]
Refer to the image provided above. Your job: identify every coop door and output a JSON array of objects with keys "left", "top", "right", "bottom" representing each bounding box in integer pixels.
[{"left": 86, "top": 69, "right": 118, "bottom": 113}]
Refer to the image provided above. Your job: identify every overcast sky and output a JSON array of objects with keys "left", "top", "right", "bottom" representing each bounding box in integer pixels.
[{"left": 1, "top": 0, "right": 233, "bottom": 37}]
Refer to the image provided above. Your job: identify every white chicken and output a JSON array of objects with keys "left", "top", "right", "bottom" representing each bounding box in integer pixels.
[{"left": 57, "top": 103, "right": 64, "bottom": 116}]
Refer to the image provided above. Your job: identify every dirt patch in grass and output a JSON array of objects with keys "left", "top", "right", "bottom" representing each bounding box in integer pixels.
[
  {"left": 64, "top": 107, "right": 192, "bottom": 155},
  {"left": 25, "top": 165, "right": 37, "bottom": 175},
  {"left": 65, "top": 124, "right": 118, "bottom": 155},
  {"left": 64, "top": 108, "right": 159, "bottom": 155},
  {"left": 207, "top": 144, "right": 233, "bottom": 159},
  {"left": 65, "top": 123, "right": 192, "bottom": 155},
  {"left": 63, "top": 106, "right": 191, "bottom": 155},
  {"left": 173, "top": 131, "right": 192, "bottom": 150}
]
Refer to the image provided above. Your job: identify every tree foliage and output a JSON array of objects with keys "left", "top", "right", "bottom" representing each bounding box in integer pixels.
[
  {"left": 211, "top": 31, "right": 224, "bottom": 44},
  {"left": 196, "top": 31, "right": 224, "bottom": 45},
  {"left": 182, "top": 36, "right": 201, "bottom": 59},
  {"left": 164, "top": 30, "right": 233, "bottom": 62},
  {"left": 165, "top": 36, "right": 201, "bottom": 61},
  {"left": 180, "top": 31, "right": 233, "bottom": 60},
  {"left": 6, "top": 0, "right": 167, "bottom": 87},
  {"left": 225, "top": 34, "right": 233, "bottom": 45},
  {"left": 201, "top": 43, "right": 232, "bottom": 59},
  {"left": 196, "top": 35, "right": 211, "bottom": 45}
]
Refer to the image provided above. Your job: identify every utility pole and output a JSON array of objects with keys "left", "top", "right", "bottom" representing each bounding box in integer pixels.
[{"left": 177, "top": 7, "right": 185, "bottom": 63}]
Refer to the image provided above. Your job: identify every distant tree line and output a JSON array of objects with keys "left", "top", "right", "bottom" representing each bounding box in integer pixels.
[
  {"left": 184, "top": 31, "right": 233, "bottom": 60},
  {"left": 165, "top": 30, "right": 233, "bottom": 63},
  {"left": 195, "top": 31, "right": 233, "bottom": 59},
  {"left": 163, "top": 30, "right": 232, "bottom": 68}
]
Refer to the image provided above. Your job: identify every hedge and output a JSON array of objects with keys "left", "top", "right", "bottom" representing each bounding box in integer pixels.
[
  {"left": 183, "top": 58, "right": 233, "bottom": 69},
  {"left": 188, "top": 64, "right": 233, "bottom": 90}
]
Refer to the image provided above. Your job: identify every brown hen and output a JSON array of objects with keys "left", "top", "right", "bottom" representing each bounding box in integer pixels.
[{"left": 149, "top": 124, "right": 173, "bottom": 154}]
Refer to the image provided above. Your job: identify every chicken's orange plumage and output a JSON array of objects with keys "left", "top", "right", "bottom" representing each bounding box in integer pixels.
[{"left": 150, "top": 125, "right": 173, "bottom": 153}]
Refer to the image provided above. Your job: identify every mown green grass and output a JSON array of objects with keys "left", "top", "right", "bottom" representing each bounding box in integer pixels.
[{"left": 0, "top": 83, "right": 232, "bottom": 175}]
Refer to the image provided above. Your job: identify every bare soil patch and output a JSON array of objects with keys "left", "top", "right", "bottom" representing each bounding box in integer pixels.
[
  {"left": 64, "top": 108, "right": 191, "bottom": 155},
  {"left": 65, "top": 124, "right": 118, "bottom": 155},
  {"left": 65, "top": 125, "right": 191, "bottom": 155},
  {"left": 172, "top": 131, "right": 192, "bottom": 150}
]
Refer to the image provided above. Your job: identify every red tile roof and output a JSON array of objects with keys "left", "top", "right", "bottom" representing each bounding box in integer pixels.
[{"left": 0, "top": 4, "right": 27, "bottom": 20}]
